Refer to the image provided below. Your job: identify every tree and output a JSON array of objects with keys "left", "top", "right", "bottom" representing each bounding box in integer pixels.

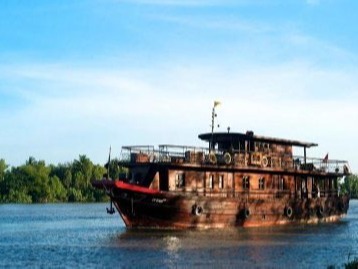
[
  {"left": 21, "top": 157, "right": 51, "bottom": 203},
  {"left": 49, "top": 175, "right": 67, "bottom": 202},
  {"left": 67, "top": 187, "right": 84, "bottom": 202},
  {"left": 340, "top": 174, "right": 358, "bottom": 199},
  {"left": 1, "top": 166, "right": 32, "bottom": 203},
  {"left": 72, "top": 155, "right": 93, "bottom": 181},
  {"left": 107, "top": 158, "right": 127, "bottom": 179},
  {"left": 0, "top": 159, "right": 7, "bottom": 180},
  {"left": 0, "top": 155, "right": 121, "bottom": 203},
  {"left": 0, "top": 159, "right": 8, "bottom": 201},
  {"left": 92, "top": 163, "right": 108, "bottom": 202}
]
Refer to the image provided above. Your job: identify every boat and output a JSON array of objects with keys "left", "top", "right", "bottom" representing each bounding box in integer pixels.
[{"left": 92, "top": 102, "right": 351, "bottom": 228}]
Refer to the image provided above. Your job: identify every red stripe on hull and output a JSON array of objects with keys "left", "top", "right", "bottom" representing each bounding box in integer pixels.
[
  {"left": 114, "top": 180, "right": 160, "bottom": 195},
  {"left": 92, "top": 179, "right": 160, "bottom": 195}
]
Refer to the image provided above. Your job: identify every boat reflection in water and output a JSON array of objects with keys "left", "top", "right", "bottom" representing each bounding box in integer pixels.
[
  {"left": 107, "top": 213, "right": 357, "bottom": 268},
  {"left": 93, "top": 102, "right": 351, "bottom": 229}
]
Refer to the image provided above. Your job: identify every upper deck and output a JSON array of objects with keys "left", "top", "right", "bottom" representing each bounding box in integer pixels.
[{"left": 119, "top": 131, "right": 350, "bottom": 176}]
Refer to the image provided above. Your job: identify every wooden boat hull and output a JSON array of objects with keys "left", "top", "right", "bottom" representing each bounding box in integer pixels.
[{"left": 95, "top": 180, "right": 349, "bottom": 229}]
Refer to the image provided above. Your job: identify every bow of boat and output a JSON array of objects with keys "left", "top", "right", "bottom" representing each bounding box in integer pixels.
[{"left": 92, "top": 179, "right": 160, "bottom": 195}]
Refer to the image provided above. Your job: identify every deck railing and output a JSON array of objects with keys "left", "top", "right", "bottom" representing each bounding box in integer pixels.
[
  {"left": 292, "top": 156, "right": 350, "bottom": 174},
  {"left": 120, "top": 145, "right": 350, "bottom": 174}
]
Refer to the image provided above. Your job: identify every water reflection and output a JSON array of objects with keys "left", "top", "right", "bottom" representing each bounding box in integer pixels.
[
  {"left": 164, "top": 236, "right": 181, "bottom": 252},
  {"left": 163, "top": 236, "right": 181, "bottom": 268},
  {"left": 106, "top": 202, "right": 358, "bottom": 268},
  {"left": 2, "top": 202, "right": 355, "bottom": 268}
]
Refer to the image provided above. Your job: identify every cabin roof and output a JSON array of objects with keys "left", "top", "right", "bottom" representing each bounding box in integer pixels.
[{"left": 198, "top": 132, "right": 318, "bottom": 148}]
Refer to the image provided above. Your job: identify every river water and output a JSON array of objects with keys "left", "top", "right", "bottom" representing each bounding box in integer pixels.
[{"left": 1, "top": 201, "right": 357, "bottom": 269}]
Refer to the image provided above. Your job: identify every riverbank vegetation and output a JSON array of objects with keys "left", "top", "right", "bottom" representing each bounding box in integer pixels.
[
  {"left": 0, "top": 157, "right": 357, "bottom": 203},
  {"left": 0, "top": 156, "right": 123, "bottom": 203},
  {"left": 340, "top": 174, "right": 358, "bottom": 198},
  {"left": 345, "top": 257, "right": 358, "bottom": 269}
]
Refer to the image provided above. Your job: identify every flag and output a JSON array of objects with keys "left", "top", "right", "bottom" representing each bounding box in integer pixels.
[
  {"left": 214, "top": 100, "right": 221, "bottom": 107},
  {"left": 323, "top": 153, "right": 328, "bottom": 163}
]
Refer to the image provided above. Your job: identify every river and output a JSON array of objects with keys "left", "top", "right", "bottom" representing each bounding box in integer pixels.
[{"left": 1, "top": 201, "right": 357, "bottom": 268}]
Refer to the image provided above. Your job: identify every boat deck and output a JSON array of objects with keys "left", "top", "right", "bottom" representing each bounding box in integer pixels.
[{"left": 119, "top": 145, "right": 350, "bottom": 175}]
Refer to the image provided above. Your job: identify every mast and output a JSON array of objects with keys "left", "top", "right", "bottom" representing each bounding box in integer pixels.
[{"left": 210, "top": 101, "right": 221, "bottom": 152}]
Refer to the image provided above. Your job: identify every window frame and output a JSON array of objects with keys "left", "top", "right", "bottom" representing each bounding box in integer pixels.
[
  {"left": 175, "top": 172, "right": 185, "bottom": 188},
  {"left": 279, "top": 177, "right": 284, "bottom": 190},
  {"left": 259, "top": 177, "right": 265, "bottom": 190},
  {"left": 243, "top": 176, "right": 250, "bottom": 190},
  {"left": 208, "top": 174, "right": 214, "bottom": 189},
  {"left": 218, "top": 174, "right": 224, "bottom": 189}
]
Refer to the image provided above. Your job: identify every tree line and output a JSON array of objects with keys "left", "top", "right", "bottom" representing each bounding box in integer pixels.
[
  {"left": 0, "top": 156, "right": 123, "bottom": 203},
  {"left": 0, "top": 156, "right": 357, "bottom": 203}
]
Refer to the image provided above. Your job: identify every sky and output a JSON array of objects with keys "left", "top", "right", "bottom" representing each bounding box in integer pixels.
[{"left": 0, "top": 0, "right": 358, "bottom": 172}]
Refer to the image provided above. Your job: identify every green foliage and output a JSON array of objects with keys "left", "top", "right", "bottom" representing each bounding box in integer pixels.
[
  {"left": 67, "top": 188, "right": 84, "bottom": 202},
  {"left": 104, "top": 158, "right": 128, "bottom": 180},
  {"left": 345, "top": 257, "right": 358, "bottom": 269},
  {"left": 340, "top": 175, "right": 358, "bottom": 199},
  {"left": 49, "top": 176, "right": 68, "bottom": 202},
  {"left": 0, "top": 159, "right": 8, "bottom": 202},
  {"left": 0, "top": 158, "right": 7, "bottom": 180},
  {"left": 0, "top": 155, "right": 115, "bottom": 203},
  {"left": 6, "top": 189, "right": 32, "bottom": 203}
]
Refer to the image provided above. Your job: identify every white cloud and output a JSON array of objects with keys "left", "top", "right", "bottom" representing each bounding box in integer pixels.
[
  {"left": 1, "top": 0, "right": 357, "bottom": 176},
  {"left": 1, "top": 60, "right": 358, "bottom": 171}
]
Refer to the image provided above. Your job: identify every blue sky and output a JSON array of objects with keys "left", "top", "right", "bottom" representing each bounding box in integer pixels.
[{"left": 1, "top": 0, "right": 358, "bottom": 171}]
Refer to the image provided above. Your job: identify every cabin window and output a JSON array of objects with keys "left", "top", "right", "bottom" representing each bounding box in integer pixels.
[
  {"left": 243, "top": 176, "right": 250, "bottom": 190},
  {"left": 219, "top": 175, "right": 224, "bottom": 189},
  {"left": 209, "top": 174, "right": 214, "bottom": 189},
  {"left": 301, "top": 180, "right": 307, "bottom": 193},
  {"left": 259, "top": 177, "right": 265, "bottom": 190},
  {"left": 279, "top": 177, "right": 284, "bottom": 190},
  {"left": 272, "top": 175, "right": 277, "bottom": 189},
  {"left": 175, "top": 173, "right": 185, "bottom": 188}
]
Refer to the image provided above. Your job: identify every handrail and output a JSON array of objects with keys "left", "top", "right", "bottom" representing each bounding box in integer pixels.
[
  {"left": 292, "top": 155, "right": 350, "bottom": 174},
  {"left": 119, "top": 145, "right": 350, "bottom": 174}
]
